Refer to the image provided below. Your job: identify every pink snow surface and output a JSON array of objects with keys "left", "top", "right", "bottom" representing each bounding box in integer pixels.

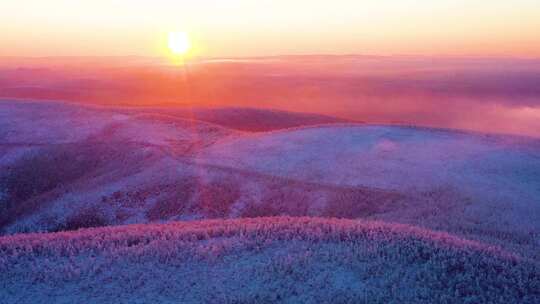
[{"left": 1, "top": 217, "right": 538, "bottom": 304}]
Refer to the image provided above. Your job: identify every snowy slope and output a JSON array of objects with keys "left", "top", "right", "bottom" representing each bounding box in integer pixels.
[
  {"left": 1, "top": 100, "right": 539, "bottom": 260},
  {"left": 196, "top": 125, "right": 540, "bottom": 257},
  {"left": 1, "top": 217, "right": 538, "bottom": 304},
  {"left": 0, "top": 100, "right": 234, "bottom": 147},
  {"left": 1, "top": 100, "right": 540, "bottom": 303}
]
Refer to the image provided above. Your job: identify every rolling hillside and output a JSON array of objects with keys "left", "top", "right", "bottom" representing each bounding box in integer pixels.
[
  {"left": 1, "top": 100, "right": 539, "bottom": 259},
  {"left": 0, "top": 102, "right": 540, "bottom": 258},
  {"left": 1, "top": 217, "right": 538, "bottom": 304},
  {"left": 1, "top": 100, "right": 539, "bottom": 303}
]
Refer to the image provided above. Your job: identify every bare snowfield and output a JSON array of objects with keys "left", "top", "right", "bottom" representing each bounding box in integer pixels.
[{"left": 1, "top": 99, "right": 539, "bottom": 303}]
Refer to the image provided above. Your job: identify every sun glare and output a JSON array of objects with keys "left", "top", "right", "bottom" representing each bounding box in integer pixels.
[{"left": 168, "top": 31, "right": 191, "bottom": 55}]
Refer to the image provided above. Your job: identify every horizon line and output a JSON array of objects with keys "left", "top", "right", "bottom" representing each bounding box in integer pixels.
[{"left": 1, "top": 53, "right": 540, "bottom": 61}]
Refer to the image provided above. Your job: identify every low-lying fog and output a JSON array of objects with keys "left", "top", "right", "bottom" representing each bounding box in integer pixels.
[{"left": 1, "top": 55, "right": 540, "bottom": 137}]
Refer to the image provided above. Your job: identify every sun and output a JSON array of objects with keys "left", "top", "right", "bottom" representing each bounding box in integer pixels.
[{"left": 168, "top": 31, "right": 191, "bottom": 55}]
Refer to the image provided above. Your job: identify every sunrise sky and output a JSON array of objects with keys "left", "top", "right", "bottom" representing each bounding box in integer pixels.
[{"left": 2, "top": 0, "right": 540, "bottom": 58}]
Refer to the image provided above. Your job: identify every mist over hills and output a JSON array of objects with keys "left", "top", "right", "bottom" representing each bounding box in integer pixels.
[
  {"left": 1, "top": 55, "right": 540, "bottom": 137},
  {"left": 0, "top": 82, "right": 539, "bottom": 302}
]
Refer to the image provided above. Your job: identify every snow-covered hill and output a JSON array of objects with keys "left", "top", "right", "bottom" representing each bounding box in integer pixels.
[
  {"left": 1, "top": 217, "right": 538, "bottom": 304},
  {"left": 1, "top": 100, "right": 539, "bottom": 261},
  {"left": 196, "top": 124, "right": 540, "bottom": 257},
  {"left": 1, "top": 100, "right": 540, "bottom": 303}
]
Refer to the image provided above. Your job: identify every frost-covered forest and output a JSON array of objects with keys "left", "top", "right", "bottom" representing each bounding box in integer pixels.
[{"left": 0, "top": 100, "right": 539, "bottom": 303}]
